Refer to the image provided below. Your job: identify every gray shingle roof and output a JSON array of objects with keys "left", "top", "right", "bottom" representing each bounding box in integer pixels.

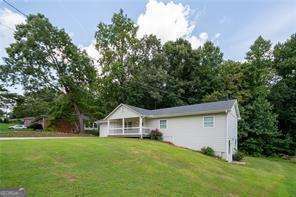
[{"left": 125, "top": 100, "right": 236, "bottom": 117}]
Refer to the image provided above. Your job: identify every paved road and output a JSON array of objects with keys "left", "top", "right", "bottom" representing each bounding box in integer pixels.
[{"left": 0, "top": 137, "right": 96, "bottom": 141}]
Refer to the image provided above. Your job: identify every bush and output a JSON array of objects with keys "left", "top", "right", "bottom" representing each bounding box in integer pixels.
[
  {"left": 233, "top": 151, "right": 244, "bottom": 161},
  {"left": 150, "top": 129, "right": 163, "bottom": 141},
  {"left": 201, "top": 146, "right": 215, "bottom": 156}
]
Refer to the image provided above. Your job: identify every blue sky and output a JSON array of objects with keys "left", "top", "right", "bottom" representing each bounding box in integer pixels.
[{"left": 1, "top": 0, "right": 295, "bottom": 61}]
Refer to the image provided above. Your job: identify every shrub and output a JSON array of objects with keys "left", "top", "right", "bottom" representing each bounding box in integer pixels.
[
  {"left": 201, "top": 146, "right": 215, "bottom": 156},
  {"left": 233, "top": 151, "right": 244, "bottom": 161},
  {"left": 150, "top": 129, "right": 163, "bottom": 141}
]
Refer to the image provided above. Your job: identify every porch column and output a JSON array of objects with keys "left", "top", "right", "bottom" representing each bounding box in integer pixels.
[
  {"left": 139, "top": 116, "right": 143, "bottom": 139},
  {"left": 107, "top": 120, "right": 110, "bottom": 135},
  {"left": 122, "top": 118, "right": 125, "bottom": 134}
]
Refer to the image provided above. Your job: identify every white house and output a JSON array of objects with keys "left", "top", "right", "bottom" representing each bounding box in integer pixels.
[{"left": 98, "top": 100, "right": 240, "bottom": 162}]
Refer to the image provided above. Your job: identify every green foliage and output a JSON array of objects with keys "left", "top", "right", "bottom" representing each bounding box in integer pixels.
[
  {"left": 270, "top": 34, "right": 296, "bottom": 154},
  {"left": 2, "top": 14, "right": 97, "bottom": 132},
  {"left": 12, "top": 88, "right": 57, "bottom": 118},
  {"left": 201, "top": 146, "right": 215, "bottom": 156},
  {"left": 233, "top": 151, "right": 245, "bottom": 161},
  {"left": 150, "top": 129, "right": 163, "bottom": 141}
]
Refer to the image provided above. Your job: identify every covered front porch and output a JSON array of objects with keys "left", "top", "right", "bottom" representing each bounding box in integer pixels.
[{"left": 107, "top": 117, "right": 151, "bottom": 138}]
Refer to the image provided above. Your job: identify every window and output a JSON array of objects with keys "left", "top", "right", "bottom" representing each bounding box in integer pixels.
[
  {"left": 160, "top": 120, "right": 167, "bottom": 129},
  {"left": 203, "top": 116, "right": 214, "bottom": 128}
]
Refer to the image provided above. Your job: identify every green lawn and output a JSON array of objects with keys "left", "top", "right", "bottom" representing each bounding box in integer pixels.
[
  {"left": 0, "top": 138, "right": 295, "bottom": 196},
  {"left": 0, "top": 123, "right": 14, "bottom": 132}
]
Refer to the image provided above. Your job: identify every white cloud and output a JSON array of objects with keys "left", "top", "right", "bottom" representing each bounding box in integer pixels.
[
  {"left": 187, "top": 32, "right": 208, "bottom": 49},
  {"left": 81, "top": 41, "right": 102, "bottom": 73},
  {"left": 81, "top": 41, "right": 100, "bottom": 61},
  {"left": 137, "top": 0, "right": 208, "bottom": 49},
  {"left": 0, "top": 8, "right": 26, "bottom": 59}
]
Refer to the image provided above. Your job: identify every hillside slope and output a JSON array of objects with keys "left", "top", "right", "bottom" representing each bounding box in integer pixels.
[{"left": 0, "top": 138, "right": 295, "bottom": 196}]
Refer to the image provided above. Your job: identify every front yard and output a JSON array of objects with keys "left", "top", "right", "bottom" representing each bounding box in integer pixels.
[{"left": 0, "top": 138, "right": 295, "bottom": 196}]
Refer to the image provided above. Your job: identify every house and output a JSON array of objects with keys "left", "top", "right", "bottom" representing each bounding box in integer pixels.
[
  {"left": 98, "top": 100, "right": 240, "bottom": 162},
  {"left": 23, "top": 117, "right": 35, "bottom": 127}
]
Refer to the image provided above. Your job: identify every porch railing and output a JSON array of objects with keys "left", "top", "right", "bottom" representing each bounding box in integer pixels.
[{"left": 109, "top": 127, "right": 151, "bottom": 136}]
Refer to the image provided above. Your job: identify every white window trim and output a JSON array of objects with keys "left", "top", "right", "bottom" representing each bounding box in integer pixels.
[
  {"left": 159, "top": 119, "right": 167, "bottom": 129},
  {"left": 203, "top": 116, "right": 215, "bottom": 128}
]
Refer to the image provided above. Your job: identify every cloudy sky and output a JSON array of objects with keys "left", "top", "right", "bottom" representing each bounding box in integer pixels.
[{"left": 0, "top": 0, "right": 295, "bottom": 75}]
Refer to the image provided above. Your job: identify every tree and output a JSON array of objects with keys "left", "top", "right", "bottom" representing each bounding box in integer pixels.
[
  {"left": 270, "top": 34, "right": 296, "bottom": 155},
  {"left": 12, "top": 88, "right": 57, "bottom": 118},
  {"left": 163, "top": 40, "right": 223, "bottom": 106},
  {"left": 204, "top": 37, "right": 279, "bottom": 156},
  {"left": 2, "top": 14, "right": 96, "bottom": 133},
  {"left": 95, "top": 9, "right": 140, "bottom": 114},
  {"left": 162, "top": 39, "right": 195, "bottom": 106},
  {"left": 0, "top": 85, "right": 18, "bottom": 117},
  {"left": 239, "top": 37, "right": 279, "bottom": 156},
  {"left": 127, "top": 35, "right": 167, "bottom": 109}
]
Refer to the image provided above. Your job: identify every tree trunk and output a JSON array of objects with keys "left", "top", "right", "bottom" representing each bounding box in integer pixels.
[{"left": 73, "top": 102, "right": 85, "bottom": 133}]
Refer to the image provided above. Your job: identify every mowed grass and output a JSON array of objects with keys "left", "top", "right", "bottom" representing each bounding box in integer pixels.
[
  {"left": 0, "top": 123, "right": 14, "bottom": 132},
  {"left": 0, "top": 138, "right": 295, "bottom": 196}
]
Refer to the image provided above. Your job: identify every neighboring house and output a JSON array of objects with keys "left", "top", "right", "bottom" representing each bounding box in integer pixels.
[
  {"left": 98, "top": 100, "right": 240, "bottom": 162},
  {"left": 23, "top": 117, "right": 35, "bottom": 127}
]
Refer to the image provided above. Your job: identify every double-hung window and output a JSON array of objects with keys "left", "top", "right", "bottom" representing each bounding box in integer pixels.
[
  {"left": 160, "top": 120, "right": 167, "bottom": 129},
  {"left": 203, "top": 116, "right": 214, "bottom": 128}
]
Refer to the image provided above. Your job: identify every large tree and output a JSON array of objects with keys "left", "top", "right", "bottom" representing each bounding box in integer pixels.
[
  {"left": 163, "top": 40, "right": 223, "bottom": 106},
  {"left": 95, "top": 9, "right": 140, "bottom": 113},
  {"left": 1, "top": 14, "right": 96, "bottom": 132},
  {"left": 95, "top": 10, "right": 169, "bottom": 113},
  {"left": 203, "top": 37, "right": 279, "bottom": 156},
  {"left": 270, "top": 34, "right": 296, "bottom": 154}
]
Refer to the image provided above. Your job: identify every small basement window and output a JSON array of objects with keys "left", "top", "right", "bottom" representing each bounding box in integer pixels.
[
  {"left": 160, "top": 120, "right": 167, "bottom": 129},
  {"left": 203, "top": 116, "right": 214, "bottom": 128}
]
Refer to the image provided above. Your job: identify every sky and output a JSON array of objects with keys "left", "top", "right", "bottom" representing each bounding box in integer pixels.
[{"left": 0, "top": 0, "right": 296, "bottom": 93}]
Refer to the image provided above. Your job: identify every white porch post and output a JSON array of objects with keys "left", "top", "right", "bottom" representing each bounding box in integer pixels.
[
  {"left": 122, "top": 118, "right": 125, "bottom": 134},
  {"left": 139, "top": 116, "right": 143, "bottom": 139},
  {"left": 107, "top": 120, "right": 110, "bottom": 135}
]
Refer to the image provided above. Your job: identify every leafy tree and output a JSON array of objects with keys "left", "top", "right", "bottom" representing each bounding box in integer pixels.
[
  {"left": 127, "top": 35, "right": 167, "bottom": 109},
  {"left": 270, "top": 34, "right": 296, "bottom": 154},
  {"left": 239, "top": 37, "right": 279, "bottom": 156},
  {"left": 193, "top": 41, "right": 223, "bottom": 102},
  {"left": 162, "top": 39, "right": 195, "bottom": 106},
  {"left": 203, "top": 60, "right": 247, "bottom": 102},
  {"left": 95, "top": 9, "right": 140, "bottom": 113},
  {"left": 163, "top": 40, "right": 223, "bottom": 106},
  {"left": 12, "top": 88, "right": 57, "bottom": 118},
  {"left": 204, "top": 37, "right": 279, "bottom": 156},
  {"left": 0, "top": 85, "right": 18, "bottom": 117},
  {"left": 2, "top": 14, "right": 96, "bottom": 133}
]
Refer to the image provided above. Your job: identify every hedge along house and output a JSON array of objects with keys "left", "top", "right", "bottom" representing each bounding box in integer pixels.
[{"left": 98, "top": 100, "right": 240, "bottom": 162}]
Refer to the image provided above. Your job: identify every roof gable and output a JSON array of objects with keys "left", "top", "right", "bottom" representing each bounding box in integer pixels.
[{"left": 104, "top": 104, "right": 141, "bottom": 120}]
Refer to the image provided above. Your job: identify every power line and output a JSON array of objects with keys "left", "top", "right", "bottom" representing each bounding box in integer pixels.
[{"left": 2, "top": 0, "right": 28, "bottom": 17}]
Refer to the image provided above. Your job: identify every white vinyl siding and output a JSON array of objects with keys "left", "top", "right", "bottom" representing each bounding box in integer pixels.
[
  {"left": 203, "top": 116, "right": 214, "bottom": 128},
  {"left": 160, "top": 120, "right": 167, "bottom": 129}
]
